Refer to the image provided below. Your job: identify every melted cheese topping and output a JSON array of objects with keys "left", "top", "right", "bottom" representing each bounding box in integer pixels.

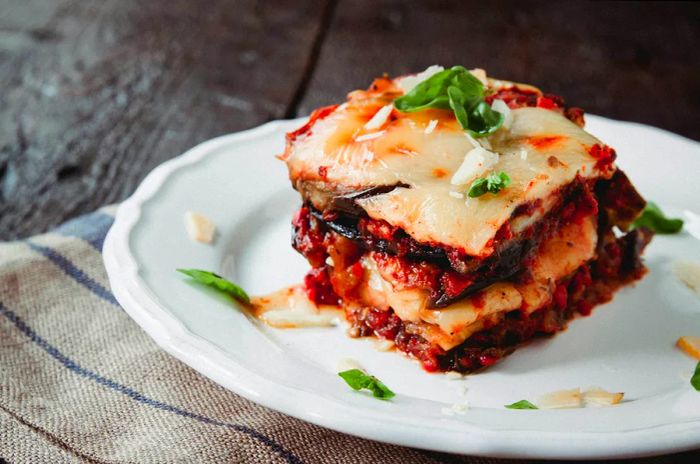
[{"left": 283, "top": 76, "right": 609, "bottom": 256}]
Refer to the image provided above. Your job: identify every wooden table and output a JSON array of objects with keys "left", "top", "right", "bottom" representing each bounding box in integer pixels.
[{"left": 1, "top": 1, "right": 699, "bottom": 461}]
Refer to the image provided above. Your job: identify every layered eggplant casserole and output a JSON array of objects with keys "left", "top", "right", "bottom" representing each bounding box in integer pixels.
[{"left": 280, "top": 66, "right": 652, "bottom": 373}]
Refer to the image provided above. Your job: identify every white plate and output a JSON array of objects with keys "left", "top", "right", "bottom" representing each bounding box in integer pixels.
[{"left": 104, "top": 115, "right": 700, "bottom": 459}]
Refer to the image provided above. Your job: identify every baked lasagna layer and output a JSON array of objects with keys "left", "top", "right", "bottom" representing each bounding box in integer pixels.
[{"left": 282, "top": 68, "right": 651, "bottom": 372}]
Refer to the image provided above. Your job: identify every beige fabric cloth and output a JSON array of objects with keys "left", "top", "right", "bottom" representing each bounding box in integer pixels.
[{"left": 0, "top": 207, "right": 698, "bottom": 463}]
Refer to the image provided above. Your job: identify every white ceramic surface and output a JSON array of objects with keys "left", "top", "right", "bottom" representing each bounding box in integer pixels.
[{"left": 104, "top": 115, "right": 700, "bottom": 459}]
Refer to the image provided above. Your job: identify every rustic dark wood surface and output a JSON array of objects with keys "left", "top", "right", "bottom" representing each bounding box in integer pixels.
[
  {"left": 1, "top": 0, "right": 699, "bottom": 240},
  {"left": 0, "top": 0, "right": 331, "bottom": 239},
  {"left": 1, "top": 1, "right": 700, "bottom": 461}
]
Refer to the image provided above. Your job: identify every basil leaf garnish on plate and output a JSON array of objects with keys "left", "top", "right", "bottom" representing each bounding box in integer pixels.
[
  {"left": 692, "top": 362, "right": 700, "bottom": 392},
  {"left": 338, "top": 369, "right": 395, "bottom": 400},
  {"left": 505, "top": 400, "right": 538, "bottom": 410},
  {"left": 177, "top": 268, "right": 250, "bottom": 304},
  {"left": 394, "top": 65, "right": 503, "bottom": 137},
  {"left": 632, "top": 202, "right": 684, "bottom": 234},
  {"left": 468, "top": 171, "right": 511, "bottom": 198}
]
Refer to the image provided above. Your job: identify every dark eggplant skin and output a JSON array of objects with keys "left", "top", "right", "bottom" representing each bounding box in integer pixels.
[
  {"left": 306, "top": 203, "right": 542, "bottom": 307},
  {"left": 311, "top": 208, "right": 448, "bottom": 260}
]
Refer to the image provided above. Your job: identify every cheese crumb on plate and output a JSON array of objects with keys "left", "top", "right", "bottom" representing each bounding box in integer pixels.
[
  {"left": 184, "top": 211, "right": 216, "bottom": 244},
  {"left": 673, "top": 260, "right": 700, "bottom": 298}
]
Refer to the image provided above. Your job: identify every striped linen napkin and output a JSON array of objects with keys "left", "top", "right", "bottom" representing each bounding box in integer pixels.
[
  {"left": 0, "top": 207, "right": 695, "bottom": 463},
  {"left": 0, "top": 207, "right": 458, "bottom": 463}
]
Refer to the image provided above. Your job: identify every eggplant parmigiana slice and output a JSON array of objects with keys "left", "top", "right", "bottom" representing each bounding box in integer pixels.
[{"left": 280, "top": 66, "right": 652, "bottom": 373}]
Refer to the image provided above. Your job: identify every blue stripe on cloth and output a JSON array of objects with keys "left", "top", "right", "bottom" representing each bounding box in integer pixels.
[
  {"left": 52, "top": 211, "right": 115, "bottom": 252},
  {"left": 25, "top": 242, "right": 120, "bottom": 307},
  {"left": 0, "top": 302, "right": 304, "bottom": 464}
]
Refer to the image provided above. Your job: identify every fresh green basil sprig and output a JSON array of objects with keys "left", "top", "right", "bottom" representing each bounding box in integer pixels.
[
  {"left": 338, "top": 369, "right": 395, "bottom": 400},
  {"left": 468, "top": 171, "right": 511, "bottom": 198},
  {"left": 632, "top": 202, "right": 684, "bottom": 234},
  {"left": 505, "top": 399, "right": 538, "bottom": 410},
  {"left": 177, "top": 268, "right": 250, "bottom": 304},
  {"left": 393, "top": 66, "right": 504, "bottom": 137}
]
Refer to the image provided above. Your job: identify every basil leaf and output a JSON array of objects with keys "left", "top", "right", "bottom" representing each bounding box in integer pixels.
[
  {"left": 468, "top": 171, "right": 511, "bottom": 198},
  {"left": 467, "top": 177, "right": 489, "bottom": 198},
  {"left": 393, "top": 68, "right": 454, "bottom": 112},
  {"left": 505, "top": 400, "right": 538, "bottom": 409},
  {"left": 394, "top": 66, "right": 503, "bottom": 137},
  {"left": 692, "top": 362, "right": 700, "bottom": 392},
  {"left": 394, "top": 66, "right": 480, "bottom": 113},
  {"left": 338, "top": 369, "right": 395, "bottom": 400},
  {"left": 632, "top": 202, "right": 683, "bottom": 234},
  {"left": 466, "top": 101, "right": 505, "bottom": 137},
  {"left": 177, "top": 268, "right": 250, "bottom": 304},
  {"left": 447, "top": 86, "right": 470, "bottom": 129}
]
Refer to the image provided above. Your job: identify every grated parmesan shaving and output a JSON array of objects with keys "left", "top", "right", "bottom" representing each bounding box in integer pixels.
[
  {"left": 491, "top": 99, "right": 513, "bottom": 130},
  {"left": 184, "top": 211, "right": 216, "bottom": 244},
  {"left": 363, "top": 103, "right": 394, "bottom": 130},
  {"left": 450, "top": 146, "right": 499, "bottom": 186},
  {"left": 582, "top": 388, "right": 624, "bottom": 407},
  {"left": 673, "top": 260, "right": 700, "bottom": 299},
  {"left": 424, "top": 119, "right": 438, "bottom": 134},
  {"left": 355, "top": 130, "right": 386, "bottom": 142},
  {"left": 514, "top": 387, "right": 626, "bottom": 410},
  {"left": 538, "top": 388, "right": 582, "bottom": 409}
]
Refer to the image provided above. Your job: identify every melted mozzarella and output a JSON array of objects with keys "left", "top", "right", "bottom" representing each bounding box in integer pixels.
[
  {"left": 356, "top": 108, "right": 602, "bottom": 255},
  {"left": 284, "top": 83, "right": 606, "bottom": 255}
]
